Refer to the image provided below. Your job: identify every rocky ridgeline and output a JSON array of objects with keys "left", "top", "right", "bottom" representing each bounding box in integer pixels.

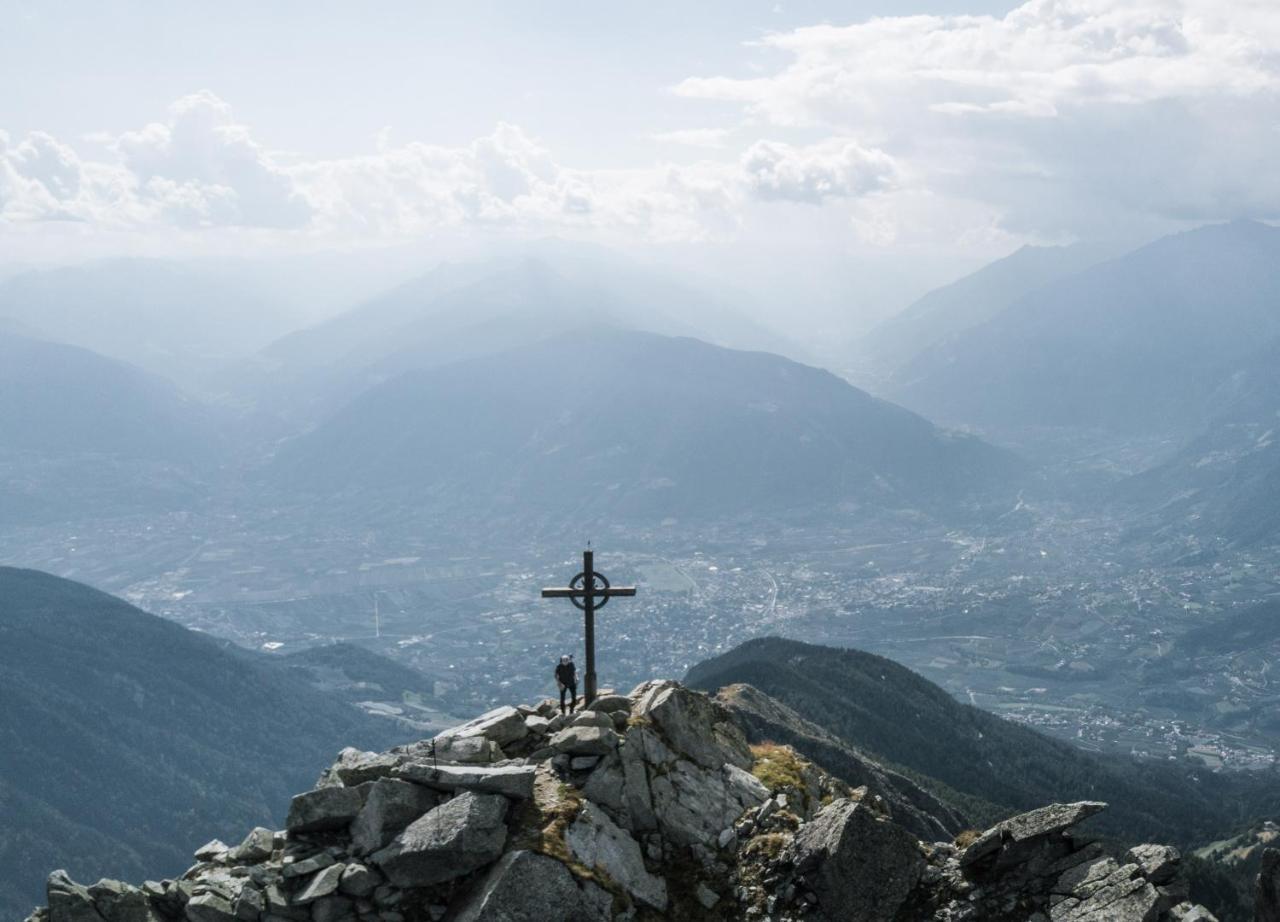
[{"left": 25, "top": 680, "right": 1220, "bottom": 922}]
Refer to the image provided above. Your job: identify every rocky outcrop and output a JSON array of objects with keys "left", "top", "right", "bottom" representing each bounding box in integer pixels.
[
  {"left": 24, "top": 680, "right": 1220, "bottom": 922},
  {"left": 716, "top": 682, "right": 969, "bottom": 842}
]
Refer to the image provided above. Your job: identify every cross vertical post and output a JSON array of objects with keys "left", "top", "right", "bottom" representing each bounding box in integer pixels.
[
  {"left": 582, "top": 549, "right": 597, "bottom": 705},
  {"left": 541, "top": 548, "right": 637, "bottom": 709}
]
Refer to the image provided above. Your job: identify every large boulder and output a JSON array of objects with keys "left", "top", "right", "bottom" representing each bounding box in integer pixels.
[
  {"left": 447, "top": 851, "right": 612, "bottom": 922},
  {"left": 548, "top": 725, "right": 618, "bottom": 756},
  {"left": 565, "top": 801, "right": 668, "bottom": 911},
  {"left": 961, "top": 801, "right": 1107, "bottom": 868},
  {"left": 394, "top": 762, "right": 536, "bottom": 800},
  {"left": 286, "top": 785, "right": 368, "bottom": 833},
  {"left": 226, "top": 827, "right": 275, "bottom": 864},
  {"left": 371, "top": 792, "right": 509, "bottom": 888},
  {"left": 631, "top": 681, "right": 752, "bottom": 771},
  {"left": 784, "top": 798, "right": 925, "bottom": 922},
  {"left": 350, "top": 779, "right": 439, "bottom": 854},
  {"left": 436, "top": 706, "right": 529, "bottom": 748},
  {"left": 324, "top": 748, "right": 402, "bottom": 786},
  {"left": 406, "top": 735, "right": 505, "bottom": 765}
]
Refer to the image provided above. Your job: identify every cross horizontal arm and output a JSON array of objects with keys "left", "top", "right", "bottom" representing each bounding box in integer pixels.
[{"left": 540, "top": 586, "right": 637, "bottom": 598}]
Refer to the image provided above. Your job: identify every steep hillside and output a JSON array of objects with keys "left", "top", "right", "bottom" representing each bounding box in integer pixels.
[
  {"left": 266, "top": 329, "right": 1019, "bottom": 526},
  {"left": 0, "top": 568, "right": 413, "bottom": 920},
  {"left": 860, "top": 243, "right": 1104, "bottom": 374},
  {"left": 684, "top": 637, "right": 1236, "bottom": 846},
  {"left": 1123, "top": 336, "right": 1280, "bottom": 545},
  {"left": 0, "top": 332, "right": 205, "bottom": 460},
  {"left": 891, "top": 221, "right": 1280, "bottom": 438}
]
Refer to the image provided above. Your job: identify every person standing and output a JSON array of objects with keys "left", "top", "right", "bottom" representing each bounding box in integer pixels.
[{"left": 555, "top": 654, "right": 578, "bottom": 715}]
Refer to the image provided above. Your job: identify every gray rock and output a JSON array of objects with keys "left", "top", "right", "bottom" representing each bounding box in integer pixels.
[
  {"left": 1258, "top": 848, "right": 1280, "bottom": 922},
  {"left": 194, "top": 840, "right": 229, "bottom": 862},
  {"left": 579, "top": 751, "right": 626, "bottom": 813},
  {"left": 1125, "top": 844, "right": 1181, "bottom": 886},
  {"left": 436, "top": 706, "right": 529, "bottom": 748},
  {"left": 565, "top": 801, "right": 668, "bottom": 910},
  {"left": 648, "top": 759, "right": 769, "bottom": 847},
  {"left": 87, "top": 881, "right": 157, "bottom": 922},
  {"left": 631, "top": 681, "right": 753, "bottom": 771},
  {"left": 569, "top": 756, "right": 600, "bottom": 771},
  {"left": 447, "top": 850, "right": 610, "bottom": 922},
  {"left": 393, "top": 762, "right": 536, "bottom": 800},
  {"left": 961, "top": 802, "right": 1108, "bottom": 867},
  {"left": 523, "top": 715, "right": 551, "bottom": 735},
  {"left": 408, "top": 735, "right": 504, "bottom": 765},
  {"left": 371, "top": 792, "right": 509, "bottom": 888},
  {"left": 548, "top": 725, "right": 618, "bottom": 756},
  {"left": 47, "top": 871, "right": 104, "bottom": 922},
  {"left": 783, "top": 798, "right": 925, "bottom": 922},
  {"left": 350, "top": 779, "right": 438, "bottom": 854},
  {"left": 620, "top": 729, "right": 657, "bottom": 832},
  {"left": 228, "top": 827, "right": 275, "bottom": 864},
  {"left": 294, "top": 865, "right": 345, "bottom": 905},
  {"left": 1169, "top": 903, "right": 1219, "bottom": 921},
  {"left": 327, "top": 748, "right": 402, "bottom": 786},
  {"left": 590, "top": 694, "right": 633, "bottom": 714},
  {"left": 185, "top": 892, "right": 237, "bottom": 922},
  {"left": 567, "top": 710, "right": 613, "bottom": 729},
  {"left": 232, "top": 888, "right": 262, "bottom": 922},
  {"left": 286, "top": 786, "right": 368, "bottom": 834},
  {"left": 1049, "top": 864, "right": 1159, "bottom": 922},
  {"left": 282, "top": 854, "right": 335, "bottom": 879},
  {"left": 337, "top": 864, "right": 378, "bottom": 899},
  {"left": 695, "top": 883, "right": 720, "bottom": 909}
]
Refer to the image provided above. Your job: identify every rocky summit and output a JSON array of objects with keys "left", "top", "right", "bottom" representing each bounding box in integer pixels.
[{"left": 24, "top": 680, "right": 1219, "bottom": 922}]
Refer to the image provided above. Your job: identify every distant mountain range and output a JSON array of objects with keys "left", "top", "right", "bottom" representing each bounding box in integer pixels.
[
  {"left": 888, "top": 221, "right": 1280, "bottom": 440},
  {"left": 238, "top": 253, "right": 805, "bottom": 427},
  {"left": 0, "top": 567, "right": 415, "bottom": 920},
  {"left": 266, "top": 328, "right": 1020, "bottom": 526},
  {"left": 860, "top": 242, "right": 1106, "bottom": 375}
]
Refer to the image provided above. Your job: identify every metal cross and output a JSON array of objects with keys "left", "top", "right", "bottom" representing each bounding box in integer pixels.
[{"left": 540, "top": 549, "right": 636, "bottom": 707}]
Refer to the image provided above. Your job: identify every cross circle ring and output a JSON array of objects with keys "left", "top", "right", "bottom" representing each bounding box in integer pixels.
[{"left": 569, "top": 570, "right": 612, "bottom": 610}]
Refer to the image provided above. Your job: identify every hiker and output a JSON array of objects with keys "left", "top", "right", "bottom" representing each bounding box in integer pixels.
[{"left": 555, "top": 654, "right": 578, "bottom": 715}]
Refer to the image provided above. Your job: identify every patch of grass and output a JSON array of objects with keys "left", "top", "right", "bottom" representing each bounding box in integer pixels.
[
  {"left": 742, "top": 832, "right": 790, "bottom": 863},
  {"left": 954, "top": 828, "right": 983, "bottom": 850},
  {"left": 750, "top": 742, "right": 808, "bottom": 794}
]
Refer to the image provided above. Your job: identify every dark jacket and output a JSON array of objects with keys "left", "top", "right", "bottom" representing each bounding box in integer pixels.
[{"left": 555, "top": 662, "right": 577, "bottom": 686}]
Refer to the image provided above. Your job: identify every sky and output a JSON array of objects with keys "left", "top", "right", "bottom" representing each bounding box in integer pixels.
[{"left": 2, "top": 0, "right": 1278, "bottom": 320}]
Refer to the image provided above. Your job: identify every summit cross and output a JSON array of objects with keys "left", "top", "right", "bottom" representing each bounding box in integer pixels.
[{"left": 540, "top": 549, "right": 636, "bottom": 707}]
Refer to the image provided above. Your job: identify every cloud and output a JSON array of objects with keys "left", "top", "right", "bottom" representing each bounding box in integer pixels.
[
  {"left": 677, "top": 0, "right": 1280, "bottom": 234},
  {"left": 116, "top": 90, "right": 313, "bottom": 228},
  {"left": 648, "top": 128, "right": 732, "bottom": 149},
  {"left": 741, "top": 138, "right": 897, "bottom": 203}
]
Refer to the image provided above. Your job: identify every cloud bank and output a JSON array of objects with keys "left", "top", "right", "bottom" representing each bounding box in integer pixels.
[{"left": 3, "top": 0, "right": 1278, "bottom": 251}]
